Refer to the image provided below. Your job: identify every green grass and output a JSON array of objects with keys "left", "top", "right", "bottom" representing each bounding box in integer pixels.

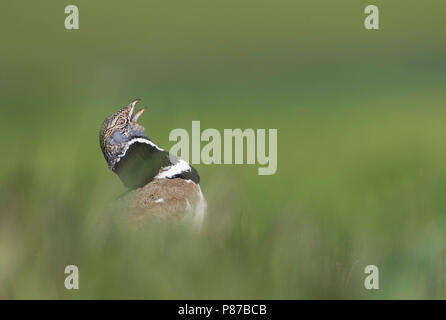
[
  {"left": 1, "top": 0, "right": 446, "bottom": 299},
  {"left": 2, "top": 89, "right": 446, "bottom": 299}
]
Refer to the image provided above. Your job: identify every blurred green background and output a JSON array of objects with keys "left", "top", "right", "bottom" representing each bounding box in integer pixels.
[{"left": 1, "top": 0, "right": 446, "bottom": 299}]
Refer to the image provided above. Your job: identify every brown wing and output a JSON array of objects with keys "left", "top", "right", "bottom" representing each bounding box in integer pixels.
[{"left": 117, "top": 178, "right": 202, "bottom": 224}]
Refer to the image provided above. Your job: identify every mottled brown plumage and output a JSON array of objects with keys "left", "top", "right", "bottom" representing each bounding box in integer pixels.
[
  {"left": 118, "top": 178, "right": 203, "bottom": 225},
  {"left": 99, "top": 99, "right": 206, "bottom": 227},
  {"left": 99, "top": 99, "right": 147, "bottom": 170}
]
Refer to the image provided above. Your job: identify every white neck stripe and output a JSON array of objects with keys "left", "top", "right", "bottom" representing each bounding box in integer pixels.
[{"left": 127, "top": 137, "right": 164, "bottom": 152}]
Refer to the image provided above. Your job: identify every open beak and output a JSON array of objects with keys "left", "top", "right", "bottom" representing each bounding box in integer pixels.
[
  {"left": 126, "top": 98, "right": 146, "bottom": 123},
  {"left": 127, "top": 98, "right": 141, "bottom": 118},
  {"left": 132, "top": 107, "right": 146, "bottom": 123}
]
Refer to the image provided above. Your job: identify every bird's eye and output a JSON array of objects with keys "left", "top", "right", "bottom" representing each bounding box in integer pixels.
[{"left": 117, "top": 118, "right": 127, "bottom": 126}]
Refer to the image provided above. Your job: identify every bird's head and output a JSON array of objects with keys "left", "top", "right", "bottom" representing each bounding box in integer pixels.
[{"left": 99, "top": 99, "right": 147, "bottom": 170}]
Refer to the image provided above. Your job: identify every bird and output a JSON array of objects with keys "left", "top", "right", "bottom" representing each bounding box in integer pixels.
[{"left": 99, "top": 99, "right": 206, "bottom": 227}]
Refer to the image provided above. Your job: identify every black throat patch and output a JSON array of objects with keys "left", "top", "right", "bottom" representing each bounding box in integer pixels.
[{"left": 113, "top": 138, "right": 200, "bottom": 189}]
